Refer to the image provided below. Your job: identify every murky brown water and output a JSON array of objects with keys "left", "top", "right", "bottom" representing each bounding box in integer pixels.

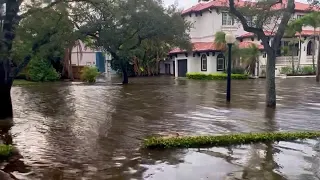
[{"left": 8, "top": 76, "right": 320, "bottom": 179}]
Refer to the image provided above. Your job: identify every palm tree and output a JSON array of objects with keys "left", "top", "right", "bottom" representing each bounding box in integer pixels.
[
  {"left": 214, "top": 31, "right": 226, "bottom": 50},
  {"left": 287, "top": 20, "right": 303, "bottom": 72},
  {"left": 284, "top": 22, "right": 303, "bottom": 74},
  {"left": 239, "top": 44, "right": 260, "bottom": 75},
  {"left": 214, "top": 31, "right": 241, "bottom": 67}
]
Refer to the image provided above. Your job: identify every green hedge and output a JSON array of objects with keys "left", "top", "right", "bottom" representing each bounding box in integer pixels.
[
  {"left": 280, "top": 66, "right": 315, "bottom": 75},
  {"left": 186, "top": 72, "right": 248, "bottom": 80},
  {"left": 144, "top": 131, "right": 320, "bottom": 149}
]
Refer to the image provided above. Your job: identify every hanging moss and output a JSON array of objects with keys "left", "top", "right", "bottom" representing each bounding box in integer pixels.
[{"left": 143, "top": 131, "right": 320, "bottom": 149}]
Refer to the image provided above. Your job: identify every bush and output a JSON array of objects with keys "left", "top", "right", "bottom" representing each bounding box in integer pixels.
[
  {"left": 223, "top": 67, "right": 246, "bottom": 74},
  {"left": 300, "top": 66, "right": 315, "bottom": 75},
  {"left": 186, "top": 72, "right": 248, "bottom": 80},
  {"left": 143, "top": 131, "right": 320, "bottom": 149},
  {"left": 280, "top": 66, "right": 292, "bottom": 75},
  {"left": 231, "top": 66, "right": 246, "bottom": 74},
  {"left": 81, "top": 66, "right": 100, "bottom": 83},
  {"left": 28, "top": 56, "right": 60, "bottom": 82},
  {"left": 0, "top": 144, "right": 13, "bottom": 158}
]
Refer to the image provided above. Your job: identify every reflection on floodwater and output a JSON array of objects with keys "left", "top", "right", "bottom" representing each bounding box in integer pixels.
[{"left": 6, "top": 77, "right": 320, "bottom": 179}]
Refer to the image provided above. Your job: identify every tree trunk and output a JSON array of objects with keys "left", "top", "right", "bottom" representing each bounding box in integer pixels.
[
  {"left": 120, "top": 61, "right": 128, "bottom": 84},
  {"left": 0, "top": 61, "right": 13, "bottom": 120},
  {"left": 291, "top": 46, "right": 295, "bottom": 74},
  {"left": 317, "top": 35, "right": 320, "bottom": 82},
  {"left": 313, "top": 29, "right": 316, "bottom": 72},
  {"left": 266, "top": 51, "right": 276, "bottom": 108},
  {"left": 296, "top": 36, "right": 301, "bottom": 72},
  {"left": 122, "top": 67, "right": 128, "bottom": 84}
]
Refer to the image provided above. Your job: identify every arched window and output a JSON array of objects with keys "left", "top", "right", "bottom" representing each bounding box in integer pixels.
[
  {"left": 307, "top": 41, "right": 313, "bottom": 56},
  {"left": 217, "top": 54, "right": 225, "bottom": 71},
  {"left": 201, "top": 54, "right": 207, "bottom": 71}
]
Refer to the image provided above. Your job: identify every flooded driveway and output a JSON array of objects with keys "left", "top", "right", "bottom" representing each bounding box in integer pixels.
[{"left": 9, "top": 77, "right": 320, "bottom": 179}]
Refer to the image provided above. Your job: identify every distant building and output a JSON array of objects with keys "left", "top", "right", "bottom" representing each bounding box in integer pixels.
[
  {"left": 70, "top": 41, "right": 117, "bottom": 77},
  {"left": 164, "top": 0, "right": 319, "bottom": 77}
]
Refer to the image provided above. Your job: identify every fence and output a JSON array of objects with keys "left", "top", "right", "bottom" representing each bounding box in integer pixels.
[
  {"left": 276, "top": 56, "right": 298, "bottom": 65},
  {"left": 72, "top": 65, "right": 85, "bottom": 80}
]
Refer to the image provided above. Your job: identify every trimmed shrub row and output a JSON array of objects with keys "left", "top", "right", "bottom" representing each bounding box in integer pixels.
[
  {"left": 143, "top": 131, "right": 320, "bottom": 149},
  {"left": 186, "top": 72, "right": 248, "bottom": 80},
  {"left": 280, "top": 66, "right": 315, "bottom": 75}
]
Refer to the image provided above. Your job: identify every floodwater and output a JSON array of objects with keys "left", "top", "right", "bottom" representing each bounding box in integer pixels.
[{"left": 8, "top": 76, "right": 320, "bottom": 179}]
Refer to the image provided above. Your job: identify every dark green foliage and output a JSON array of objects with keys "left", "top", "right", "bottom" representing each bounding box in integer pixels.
[
  {"left": 27, "top": 56, "right": 60, "bottom": 82},
  {"left": 186, "top": 73, "right": 248, "bottom": 80},
  {"left": 111, "top": 59, "right": 135, "bottom": 77},
  {"left": 144, "top": 131, "right": 320, "bottom": 149},
  {"left": 80, "top": 66, "right": 100, "bottom": 83}
]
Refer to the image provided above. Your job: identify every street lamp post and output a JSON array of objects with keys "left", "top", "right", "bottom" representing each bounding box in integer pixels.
[{"left": 225, "top": 32, "right": 236, "bottom": 102}]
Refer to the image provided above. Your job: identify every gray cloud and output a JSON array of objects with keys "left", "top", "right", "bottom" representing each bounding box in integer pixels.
[{"left": 163, "top": 0, "right": 198, "bottom": 8}]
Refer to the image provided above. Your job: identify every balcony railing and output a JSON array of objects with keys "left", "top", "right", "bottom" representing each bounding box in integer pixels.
[
  {"left": 276, "top": 56, "right": 298, "bottom": 65},
  {"left": 306, "top": 56, "right": 315, "bottom": 63},
  {"left": 221, "top": 25, "right": 238, "bottom": 32}
]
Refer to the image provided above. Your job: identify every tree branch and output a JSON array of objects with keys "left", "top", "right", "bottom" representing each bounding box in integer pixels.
[
  {"left": 19, "top": 0, "right": 96, "bottom": 19},
  {"left": 272, "top": 0, "right": 295, "bottom": 49},
  {"left": 229, "top": 0, "right": 264, "bottom": 34}
]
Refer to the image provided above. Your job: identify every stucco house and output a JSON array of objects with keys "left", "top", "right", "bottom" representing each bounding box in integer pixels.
[
  {"left": 70, "top": 41, "right": 117, "bottom": 77},
  {"left": 163, "top": 0, "right": 320, "bottom": 77}
]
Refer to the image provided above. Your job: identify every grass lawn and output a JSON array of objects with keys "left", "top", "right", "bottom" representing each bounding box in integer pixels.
[
  {"left": 12, "top": 80, "right": 38, "bottom": 86},
  {"left": 144, "top": 131, "right": 320, "bottom": 149}
]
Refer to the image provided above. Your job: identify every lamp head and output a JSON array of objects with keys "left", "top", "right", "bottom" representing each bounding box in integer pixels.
[{"left": 225, "top": 32, "right": 236, "bottom": 44}]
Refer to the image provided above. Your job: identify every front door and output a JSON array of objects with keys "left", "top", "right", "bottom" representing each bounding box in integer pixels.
[{"left": 178, "top": 59, "right": 187, "bottom": 77}]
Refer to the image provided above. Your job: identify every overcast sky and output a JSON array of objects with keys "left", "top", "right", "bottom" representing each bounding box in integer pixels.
[
  {"left": 162, "top": 0, "right": 308, "bottom": 9},
  {"left": 163, "top": 0, "right": 198, "bottom": 8}
]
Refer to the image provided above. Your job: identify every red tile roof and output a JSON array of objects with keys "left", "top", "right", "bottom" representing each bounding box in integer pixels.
[
  {"left": 238, "top": 30, "right": 320, "bottom": 38},
  {"left": 238, "top": 41, "right": 264, "bottom": 50},
  {"left": 297, "top": 30, "right": 320, "bottom": 36},
  {"left": 169, "top": 42, "right": 221, "bottom": 54},
  {"left": 182, "top": 0, "right": 317, "bottom": 16},
  {"left": 169, "top": 41, "right": 265, "bottom": 54},
  {"left": 238, "top": 31, "right": 274, "bottom": 38}
]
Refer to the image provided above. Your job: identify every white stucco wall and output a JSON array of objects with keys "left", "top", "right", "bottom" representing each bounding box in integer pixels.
[
  {"left": 184, "top": 9, "right": 247, "bottom": 42},
  {"left": 174, "top": 52, "right": 225, "bottom": 77},
  {"left": 71, "top": 41, "right": 97, "bottom": 66}
]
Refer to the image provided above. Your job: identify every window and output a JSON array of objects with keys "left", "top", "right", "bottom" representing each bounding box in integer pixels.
[
  {"left": 222, "top": 12, "right": 234, "bottom": 25},
  {"left": 263, "top": 53, "right": 266, "bottom": 58},
  {"left": 297, "top": 15, "right": 303, "bottom": 19},
  {"left": 217, "top": 54, "right": 225, "bottom": 71},
  {"left": 201, "top": 54, "right": 207, "bottom": 71}
]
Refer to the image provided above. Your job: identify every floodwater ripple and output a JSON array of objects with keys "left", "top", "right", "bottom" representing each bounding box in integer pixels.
[{"left": 8, "top": 77, "right": 320, "bottom": 179}]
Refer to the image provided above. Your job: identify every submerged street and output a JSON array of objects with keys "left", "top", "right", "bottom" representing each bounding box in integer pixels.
[{"left": 9, "top": 77, "right": 320, "bottom": 179}]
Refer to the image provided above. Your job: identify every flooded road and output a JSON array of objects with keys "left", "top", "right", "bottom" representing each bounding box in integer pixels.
[{"left": 9, "top": 77, "right": 320, "bottom": 179}]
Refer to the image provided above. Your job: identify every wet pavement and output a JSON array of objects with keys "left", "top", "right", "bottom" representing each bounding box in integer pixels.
[{"left": 8, "top": 76, "right": 320, "bottom": 179}]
